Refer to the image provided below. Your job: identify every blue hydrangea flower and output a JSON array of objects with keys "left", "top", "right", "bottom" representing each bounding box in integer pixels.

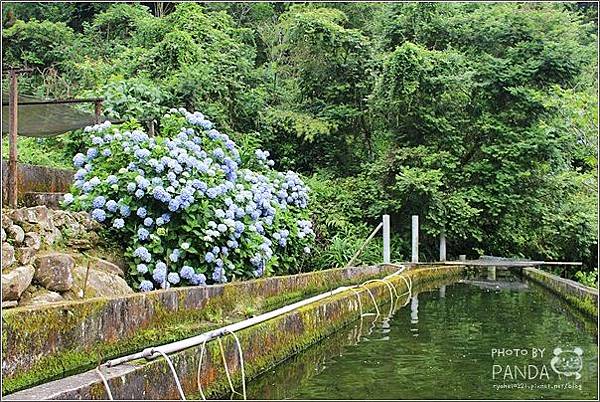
[
  {"left": 120, "top": 204, "right": 131, "bottom": 217},
  {"left": 152, "top": 265, "right": 167, "bottom": 283},
  {"left": 106, "top": 175, "right": 118, "bottom": 185},
  {"left": 143, "top": 217, "right": 153, "bottom": 227},
  {"left": 137, "top": 207, "right": 147, "bottom": 218},
  {"left": 180, "top": 266, "right": 195, "bottom": 280},
  {"left": 204, "top": 252, "right": 215, "bottom": 263},
  {"left": 168, "top": 199, "right": 181, "bottom": 212},
  {"left": 138, "top": 227, "right": 150, "bottom": 241},
  {"left": 137, "top": 264, "right": 148, "bottom": 274},
  {"left": 92, "top": 196, "right": 106, "bottom": 208},
  {"left": 167, "top": 272, "right": 180, "bottom": 284},
  {"left": 169, "top": 249, "right": 180, "bottom": 263},
  {"left": 91, "top": 208, "right": 106, "bottom": 222},
  {"left": 73, "top": 153, "right": 86, "bottom": 167},
  {"left": 139, "top": 280, "right": 154, "bottom": 292},
  {"left": 133, "top": 246, "right": 151, "bottom": 262},
  {"left": 190, "top": 273, "right": 207, "bottom": 285},
  {"left": 113, "top": 218, "right": 125, "bottom": 229},
  {"left": 106, "top": 199, "right": 118, "bottom": 212},
  {"left": 63, "top": 193, "right": 74, "bottom": 204},
  {"left": 87, "top": 148, "right": 98, "bottom": 159}
]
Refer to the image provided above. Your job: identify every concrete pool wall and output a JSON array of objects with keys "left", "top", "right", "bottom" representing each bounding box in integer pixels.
[
  {"left": 522, "top": 267, "right": 598, "bottom": 318},
  {"left": 5, "top": 265, "right": 464, "bottom": 400},
  {"left": 2, "top": 263, "right": 404, "bottom": 395}
]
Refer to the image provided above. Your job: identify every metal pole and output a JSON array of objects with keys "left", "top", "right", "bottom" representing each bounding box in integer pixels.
[
  {"left": 411, "top": 215, "right": 419, "bottom": 263},
  {"left": 345, "top": 222, "right": 383, "bottom": 269},
  {"left": 8, "top": 71, "right": 18, "bottom": 208},
  {"left": 382, "top": 214, "right": 391, "bottom": 264},
  {"left": 439, "top": 232, "right": 446, "bottom": 262}
]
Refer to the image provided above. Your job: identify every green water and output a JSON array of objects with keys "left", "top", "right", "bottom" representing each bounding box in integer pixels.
[{"left": 244, "top": 271, "right": 598, "bottom": 400}]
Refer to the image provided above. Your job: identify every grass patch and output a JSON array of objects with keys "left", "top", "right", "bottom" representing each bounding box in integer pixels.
[{"left": 1, "top": 136, "right": 73, "bottom": 169}]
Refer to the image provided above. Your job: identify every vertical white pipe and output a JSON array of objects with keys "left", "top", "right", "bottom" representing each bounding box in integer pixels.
[
  {"left": 410, "top": 295, "right": 419, "bottom": 325},
  {"left": 382, "top": 214, "right": 391, "bottom": 264},
  {"left": 411, "top": 215, "right": 419, "bottom": 263},
  {"left": 439, "top": 232, "right": 446, "bottom": 262}
]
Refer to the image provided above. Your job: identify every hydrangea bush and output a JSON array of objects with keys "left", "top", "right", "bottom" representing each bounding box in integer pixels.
[{"left": 64, "top": 108, "right": 315, "bottom": 292}]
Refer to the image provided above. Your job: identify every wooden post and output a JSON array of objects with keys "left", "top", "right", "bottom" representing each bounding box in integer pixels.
[
  {"left": 94, "top": 100, "right": 102, "bottom": 124},
  {"left": 8, "top": 71, "right": 18, "bottom": 208}
]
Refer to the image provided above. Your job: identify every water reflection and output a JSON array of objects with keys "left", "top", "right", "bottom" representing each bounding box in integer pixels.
[
  {"left": 410, "top": 294, "right": 419, "bottom": 338},
  {"left": 240, "top": 271, "right": 598, "bottom": 400}
]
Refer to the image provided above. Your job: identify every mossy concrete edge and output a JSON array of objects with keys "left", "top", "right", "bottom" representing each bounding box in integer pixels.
[
  {"left": 522, "top": 267, "right": 598, "bottom": 318},
  {"left": 2, "top": 264, "right": 403, "bottom": 395},
  {"left": 5, "top": 265, "right": 463, "bottom": 400}
]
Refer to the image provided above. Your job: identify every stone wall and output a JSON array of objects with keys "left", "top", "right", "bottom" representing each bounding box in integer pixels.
[{"left": 1, "top": 206, "right": 132, "bottom": 309}]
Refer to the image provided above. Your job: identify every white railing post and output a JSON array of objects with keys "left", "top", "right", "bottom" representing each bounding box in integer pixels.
[
  {"left": 439, "top": 232, "right": 446, "bottom": 262},
  {"left": 411, "top": 215, "right": 419, "bottom": 263},
  {"left": 382, "top": 214, "right": 391, "bottom": 264}
]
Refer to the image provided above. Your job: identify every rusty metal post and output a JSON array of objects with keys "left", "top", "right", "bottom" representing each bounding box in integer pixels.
[
  {"left": 94, "top": 100, "right": 102, "bottom": 124},
  {"left": 148, "top": 119, "right": 155, "bottom": 137},
  {"left": 8, "top": 71, "right": 19, "bottom": 207}
]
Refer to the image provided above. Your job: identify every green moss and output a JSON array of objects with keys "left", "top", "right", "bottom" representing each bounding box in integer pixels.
[
  {"left": 523, "top": 269, "right": 598, "bottom": 319},
  {"left": 564, "top": 294, "right": 597, "bottom": 318},
  {"left": 3, "top": 298, "right": 108, "bottom": 355}
]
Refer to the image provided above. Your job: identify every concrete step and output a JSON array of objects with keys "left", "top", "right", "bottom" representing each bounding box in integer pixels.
[{"left": 22, "top": 192, "right": 65, "bottom": 209}]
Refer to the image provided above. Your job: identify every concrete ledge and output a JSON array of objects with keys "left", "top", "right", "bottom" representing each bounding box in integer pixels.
[
  {"left": 522, "top": 267, "right": 598, "bottom": 318},
  {"left": 2, "top": 264, "right": 404, "bottom": 395},
  {"left": 5, "top": 265, "right": 463, "bottom": 400},
  {"left": 1, "top": 160, "right": 73, "bottom": 205}
]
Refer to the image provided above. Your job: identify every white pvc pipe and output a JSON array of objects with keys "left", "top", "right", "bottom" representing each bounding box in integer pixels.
[
  {"left": 439, "top": 232, "right": 446, "bottom": 262},
  {"left": 382, "top": 215, "right": 391, "bottom": 264},
  {"left": 411, "top": 215, "right": 419, "bottom": 263},
  {"left": 106, "top": 285, "right": 355, "bottom": 367}
]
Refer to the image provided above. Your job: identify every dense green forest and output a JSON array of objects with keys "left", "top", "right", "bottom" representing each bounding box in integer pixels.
[{"left": 2, "top": 2, "right": 598, "bottom": 281}]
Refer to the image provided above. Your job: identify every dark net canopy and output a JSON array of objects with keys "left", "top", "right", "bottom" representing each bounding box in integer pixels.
[{"left": 2, "top": 93, "right": 104, "bottom": 138}]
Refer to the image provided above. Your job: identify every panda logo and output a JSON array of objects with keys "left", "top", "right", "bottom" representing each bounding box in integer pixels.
[{"left": 550, "top": 347, "right": 583, "bottom": 380}]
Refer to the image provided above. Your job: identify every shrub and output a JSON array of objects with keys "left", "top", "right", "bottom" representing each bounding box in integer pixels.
[
  {"left": 575, "top": 269, "right": 598, "bottom": 289},
  {"left": 64, "top": 108, "right": 315, "bottom": 291}
]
